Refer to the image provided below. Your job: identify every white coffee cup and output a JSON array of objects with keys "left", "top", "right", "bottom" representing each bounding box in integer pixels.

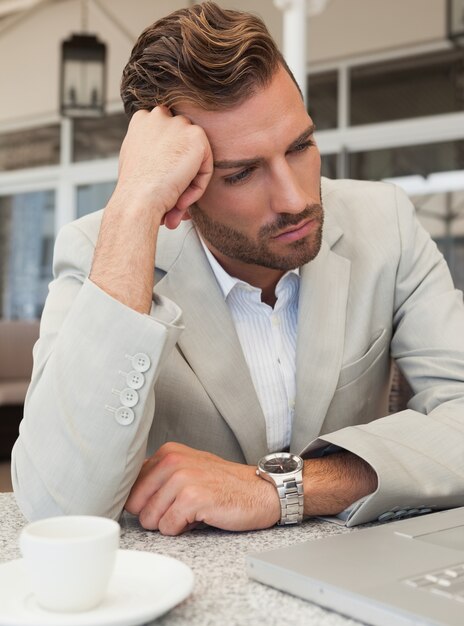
[{"left": 19, "top": 515, "right": 120, "bottom": 613}]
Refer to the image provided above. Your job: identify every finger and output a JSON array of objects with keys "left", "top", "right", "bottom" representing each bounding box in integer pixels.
[
  {"left": 125, "top": 448, "right": 192, "bottom": 513},
  {"left": 157, "top": 485, "right": 204, "bottom": 535},
  {"left": 152, "top": 104, "right": 173, "bottom": 118},
  {"left": 138, "top": 486, "right": 177, "bottom": 531},
  {"left": 163, "top": 207, "right": 186, "bottom": 230},
  {"left": 176, "top": 171, "right": 212, "bottom": 212},
  {"left": 161, "top": 158, "right": 212, "bottom": 229},
  {"left": 176, "top": 140, "right": 214, "bottom": 212},
  {"left": 138, "top": 470, "right": 198, "bottom": 532},
  {"left": 152, "top": 442, "right": 201, "bottom": 462},
  {"left": 125, "top": 459, "right": 165, "bottom": 514},
  {"left": 128, "top": 108, "right": 150, "bottom": 125}
]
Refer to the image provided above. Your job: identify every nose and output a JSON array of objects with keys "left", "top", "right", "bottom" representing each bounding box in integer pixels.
[{"left": 269, "top": 161, "right": 309, "bottom": 214}]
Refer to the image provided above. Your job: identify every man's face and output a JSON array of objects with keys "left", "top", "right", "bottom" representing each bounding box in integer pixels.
[{"left": 178, "top": 65, "right": 323, "bottom": 281}]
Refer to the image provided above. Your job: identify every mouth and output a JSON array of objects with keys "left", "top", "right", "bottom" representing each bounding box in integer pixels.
[{"left": 272, "top": 218, "right": 317, "bottom": 243}]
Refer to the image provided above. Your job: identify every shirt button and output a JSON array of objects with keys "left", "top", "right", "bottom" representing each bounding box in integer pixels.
[
  {"left": 115, "top": 406, "right": 135, "bottom": 426},
  {"left": 120, "top": 388, "right": 139, "bottom": 408},
  {"left": 126, "top": 370, "right": 145, "bottom": 390},
  {"left": 132, "top": 353, "right": 151, "bottom": 373}
]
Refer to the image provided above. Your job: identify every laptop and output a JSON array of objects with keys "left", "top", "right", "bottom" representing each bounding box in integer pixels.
[{"left": 247, "top": 507, "right": 464, "bottom": 626}]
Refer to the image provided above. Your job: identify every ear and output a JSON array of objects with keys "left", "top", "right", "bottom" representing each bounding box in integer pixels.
[{"left": 181, "top": 208, "right": 192, "bottom": 221}]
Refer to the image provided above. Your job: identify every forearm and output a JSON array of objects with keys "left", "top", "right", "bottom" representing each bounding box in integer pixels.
[
  {"left": 12, "top": 279, "right": 182, "bottom": 521},
  {"left": 90, "top": 192, "right": 160, "bottom": 315},
  {"left": 305, "top": 404, "right": 464, "bottom": 526},
  {"left": 303, "top": 451, "right": 378, "bottom": 517},
  {"left": 89, "top": 107, "right": 213, "bottom": 315},
  {"left": 13, "top": 220, "right": 185, "bottom": 522}
]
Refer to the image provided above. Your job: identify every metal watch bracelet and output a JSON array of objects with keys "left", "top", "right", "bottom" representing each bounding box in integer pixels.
[{"left": 277, "top": 476, "right": 304, "bottom": 525}]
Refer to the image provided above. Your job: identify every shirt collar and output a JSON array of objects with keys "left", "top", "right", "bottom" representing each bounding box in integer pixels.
[{"left": 198, "top": 231, "right": 299, "bottom": 300}]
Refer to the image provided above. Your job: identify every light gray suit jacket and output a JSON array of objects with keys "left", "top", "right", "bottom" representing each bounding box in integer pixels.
[{"left": 12, "top": 178, "right": 464, "bottom": 525}]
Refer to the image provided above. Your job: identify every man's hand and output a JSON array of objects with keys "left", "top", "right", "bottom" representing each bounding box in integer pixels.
[
  {"left": 90, "top": 106, "right": 213, "bottom": 313},
  {"left": 126, "top": 444, "right": 378, "bottom": 535},
  {"left": 115, "top": 106, "right": 214, "bottom": 229},
  {"left": 125, "top": 443, "right": 281, "bottom": 535}
]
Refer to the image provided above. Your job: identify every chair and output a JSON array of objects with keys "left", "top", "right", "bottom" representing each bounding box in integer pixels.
[
  {"left": 388, "top": 361, "right": 413, "bottom": 414},
  {"left": 0, "top": 320, "right": 40, "bottom": 459}
]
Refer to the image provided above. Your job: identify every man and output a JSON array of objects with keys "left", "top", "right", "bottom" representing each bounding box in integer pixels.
[{"left": 12, "top": 2, "right": 464, "bottom": 534}]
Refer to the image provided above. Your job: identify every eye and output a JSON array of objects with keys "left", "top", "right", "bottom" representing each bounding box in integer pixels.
[
  {"left": 288, "top": 139, "right": 315, "bottom": 154},
  {"left": 223, "top": 167, "right": 255, "bottom": 186}
]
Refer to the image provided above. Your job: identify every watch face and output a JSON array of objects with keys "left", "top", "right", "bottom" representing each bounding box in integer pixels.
[{"left": 261, "top": 454, "right": 302, "bottom": 474}]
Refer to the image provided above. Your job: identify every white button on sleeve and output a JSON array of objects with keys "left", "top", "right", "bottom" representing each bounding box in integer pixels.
[
  {"left": 132, "top": 353, "right": 151, "bottom": 373},
  {"left": 115, "top": 407, "right": 135, "bottom": 426},
  {"left": 126, "top": 370, "right": 145, "bottom": 390},
  {"left": 120, "top": 388, "right": 139, "bottom": 408}
]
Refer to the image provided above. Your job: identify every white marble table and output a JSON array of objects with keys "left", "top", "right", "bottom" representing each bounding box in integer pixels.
[{"left": 0, "top": 492, "right": 366, "bottom": 626}]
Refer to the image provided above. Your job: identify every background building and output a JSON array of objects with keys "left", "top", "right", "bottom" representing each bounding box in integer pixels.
[{"left": 0, "top": 0, "right": 463, "bottom": 319}]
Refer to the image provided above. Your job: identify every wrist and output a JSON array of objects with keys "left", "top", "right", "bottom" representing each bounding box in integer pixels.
[
  {"left": 256, "top": 453, "right": 304, "bottom": 525},
  {"left": 107, "top": 185, "right": 166, "bottom": 225},
  {"left": 302, "top": 452, "right": 378, "bottom": 517},
  {"left": 259, "top": 475, "right": 282, "bottom": 527},
  {"left": 90, "top": 191, "right": 161, "bottom": 314}
]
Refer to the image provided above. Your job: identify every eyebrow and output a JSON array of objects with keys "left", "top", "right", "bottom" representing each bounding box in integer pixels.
[{"left": 213, "top": 123, "right": 316, "bottom": 170}]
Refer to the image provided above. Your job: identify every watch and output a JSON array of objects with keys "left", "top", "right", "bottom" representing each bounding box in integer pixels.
[{"left": 256, "top": 452, "right": 304, "bottom": 525}]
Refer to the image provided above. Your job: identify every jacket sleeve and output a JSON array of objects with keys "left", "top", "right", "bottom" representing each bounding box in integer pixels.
[
  {"left": 11, "top": 220, "right": 183, "bottom": 521},
  {"left": 303, "top": 185, "right": 464, "bottom": 526}
]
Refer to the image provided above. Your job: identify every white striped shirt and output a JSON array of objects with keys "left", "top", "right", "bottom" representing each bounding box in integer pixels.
[{"left": 200, "top": 238, "right": 299, "bottom": 452}]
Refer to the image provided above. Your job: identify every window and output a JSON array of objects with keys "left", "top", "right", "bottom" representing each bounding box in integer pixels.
[
  {"left": 349, "top": 139, "right": 464, "bottom": 181},
  {"left": 76, "top": 181, "right": 116, "bottom": 218},
  {"left": 73, "top": 113, "right": 128, "bottom": 162},
  {"left": 0, "top": 125, "right": 60, "bottom": 171},
  {"left": 437, "top": 235, "right": 464, "bottom": 292},
  {"left": 0, "top": 190, "right": 55, "bottom": 319},
  {"left": 350, "top": 50, "right": 464, "bottom": 126},
  {"left": 321, "top": 153, "right": 337, "bottom": 179},
  {"left": 412, "top": 190, "right": 464, "bottom": 292},
  {"left": 307, "top": 71, "right": 338, "bottom": 130}
]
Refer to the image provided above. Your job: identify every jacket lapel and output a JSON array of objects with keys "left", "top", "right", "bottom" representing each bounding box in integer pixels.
[
  {"left": 291, "top": 209, "right": 351, "bottom": 454},
  {"left": 155, "top": 225, "right": 268, "bottom": 463},
  {"left": 154, "top": 190, "right": 351, "bottom": 462}
]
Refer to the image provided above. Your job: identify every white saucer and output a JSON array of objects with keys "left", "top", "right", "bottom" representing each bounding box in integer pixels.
[{"left": 0, "top": 549, "right": 194, "bottom": 626}]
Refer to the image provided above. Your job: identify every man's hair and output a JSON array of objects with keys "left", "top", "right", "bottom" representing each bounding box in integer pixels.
[{"left": 121, "top": 1, "right": 298, "bottom": 117}]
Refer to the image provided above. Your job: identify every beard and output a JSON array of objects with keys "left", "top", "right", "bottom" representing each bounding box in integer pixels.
[{"left": 190, "top": 202, "right": 324, "bottom": 272}]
